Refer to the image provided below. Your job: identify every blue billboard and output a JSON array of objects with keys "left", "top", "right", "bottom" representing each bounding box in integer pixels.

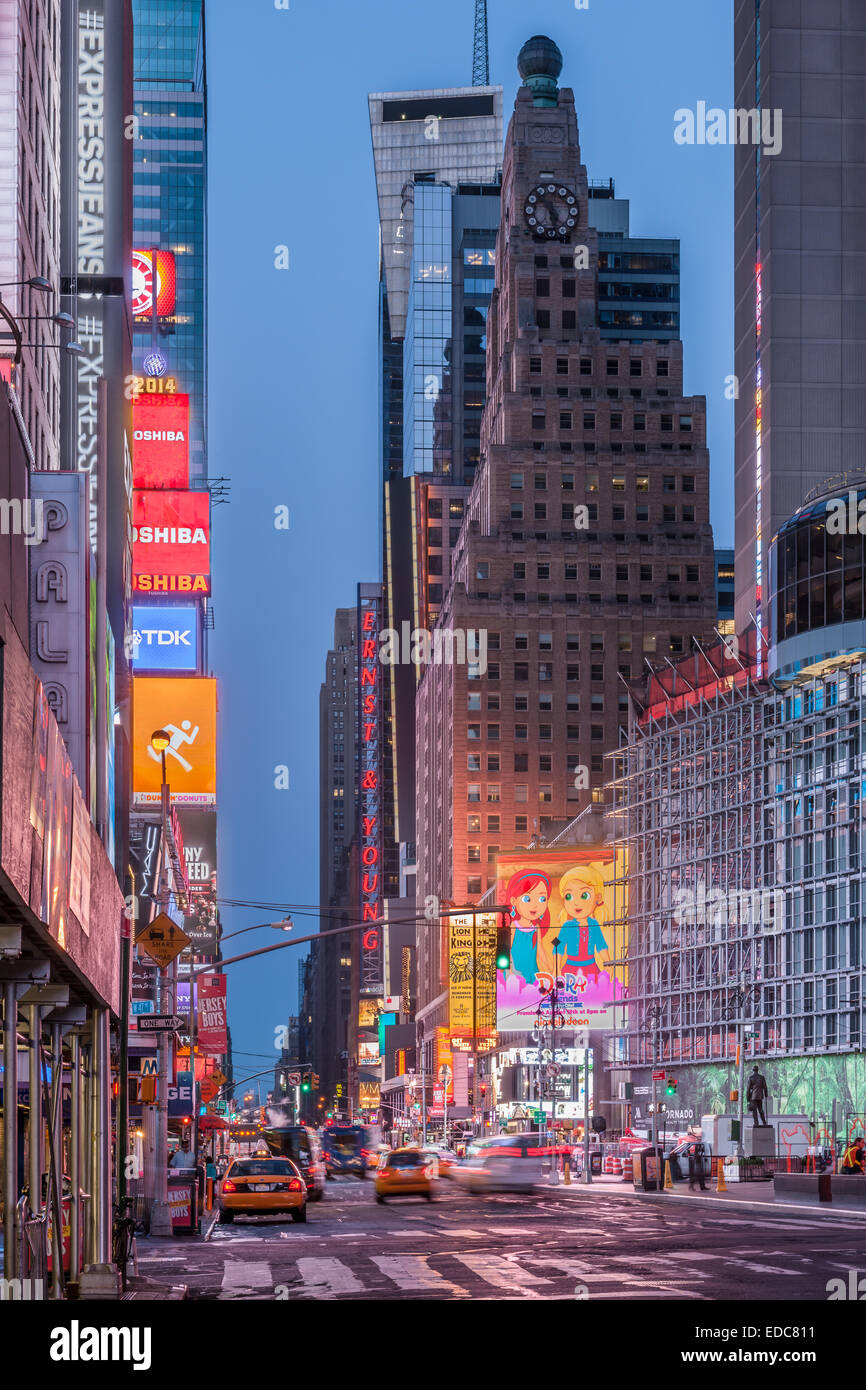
[{"left": 132, "top": 605, "right": 199, "bottom": 672}]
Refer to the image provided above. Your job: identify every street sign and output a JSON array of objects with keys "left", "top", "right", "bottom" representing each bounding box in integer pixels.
[
  {"left": 137, "top": 1014, "right": 185, "bottom": 1032},
  {"left": 652, "top": 1070, "right": 666, "bottom": 1081},
  {"left": 136, "top": 913, "right": 191, "bottom": 969},
  {"left": 438, "top": 1064, "right": 452, "bottom": 1084},
  {"left": 546, "top": 1062, "right": 561, "bottom": 1078},
  {"left": 287, "top": 1072, "right": 301, "bottom": 1087}
]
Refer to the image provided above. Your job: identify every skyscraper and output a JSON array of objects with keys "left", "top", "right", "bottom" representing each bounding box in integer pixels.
[
  {"left": 132, "top": 0, "right": 207, "bottom": 480},
  {"left": 369, "top": 82, "right": 503, "bottom": 867},
  {"left": 315, "top": 607, "right": 358, "bottom": 1105},
  {"left": 0, "top": 0, "right": 62, "bottom": 470},
  {"left": 415, "top": 36, "right": 718, "bottom": 1019},
  {"left": 733, "top": 0, "right": 866, "bottom": 638}
]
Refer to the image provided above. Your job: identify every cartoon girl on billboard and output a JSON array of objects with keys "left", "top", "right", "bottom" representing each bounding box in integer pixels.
[
  {"left": 503, "top": 869, "right": 552, "bottom": 987},
  {"left": 554, "top": 864, "right": 608, "bottom": 987}
]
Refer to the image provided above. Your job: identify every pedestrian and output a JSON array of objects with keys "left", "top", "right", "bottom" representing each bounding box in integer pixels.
[
  {"left": 168, "top": 1135, "right": 196, "bottom": 1170},
  {"left": 842, "top": 1137, "right": 865, "bottom": 1174},
  {"left": 688, "top": 1141, "right": 708, "bottom": 1191}
]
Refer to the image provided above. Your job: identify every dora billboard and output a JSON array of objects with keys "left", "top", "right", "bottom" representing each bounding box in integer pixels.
[{"left": 495, "top": 847, "right": 627, "bottom": 1033}]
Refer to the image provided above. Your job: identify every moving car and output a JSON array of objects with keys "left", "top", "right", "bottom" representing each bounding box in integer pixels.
[
  {"left": 217, "top": 1157, "right": 307, "bottom": 1223},
  {"left": 375, "top": 1148, "right": 436, "bottom": 1203},
  {"left": 261, "top": 1124, "right": 325, "bottom": 1201},
  {"left": 322, "top": 1124, "right": 368, "bottom": 1179},
  {"left": 453, "top": 1133, "right": 558, "bottom": 1193},
  {"left": 421, "top": 1145, "right": 458, "bottom": 1177}
]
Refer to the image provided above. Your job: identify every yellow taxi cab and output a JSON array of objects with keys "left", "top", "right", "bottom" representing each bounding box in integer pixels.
[
  {"left": 374, "top": 1147, "right": 436, "bottom": 1203},
  {"left": 218, "top": 1156, "right": 307, "bottom": 1224}
]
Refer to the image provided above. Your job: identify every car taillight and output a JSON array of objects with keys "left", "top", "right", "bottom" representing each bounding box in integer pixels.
[
  {"left": 222, "top": 1179, "right": 236, "bottom": 1193},
  {"left": 288, "top": 1178, "right": 305, "bottom": 1193}
]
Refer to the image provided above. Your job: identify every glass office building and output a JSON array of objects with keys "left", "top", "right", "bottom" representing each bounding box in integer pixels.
[
  {"left": 403, "top": 184, "right": 454, "bottom": 478},
  {"left": 132, "top": 0, "right": 207, "bottom": 481}
]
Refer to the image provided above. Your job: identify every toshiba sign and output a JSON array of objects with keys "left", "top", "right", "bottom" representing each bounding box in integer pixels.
[
  {"left": 133, "top": 394, "right": 190, "bottom": 488},
  {"left": 132, "top": 490, "right": 210, "bottom": 594}
]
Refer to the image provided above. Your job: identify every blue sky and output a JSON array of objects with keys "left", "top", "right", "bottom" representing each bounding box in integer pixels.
[{"left": 206, "top": 0, "right": 734, "bottom": 1081}]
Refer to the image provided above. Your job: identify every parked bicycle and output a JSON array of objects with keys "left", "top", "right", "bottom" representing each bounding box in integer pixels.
[{"left": 112, "top": 1195, "right": 140, "bottom": 1291}]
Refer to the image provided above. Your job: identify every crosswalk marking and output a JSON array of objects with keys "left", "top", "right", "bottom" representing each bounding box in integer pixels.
[
  {"left": 454, "top": 1253, "right": 553, "bottom": 1297},
  {"left": 220, "top": 1260, "right": 273, "bottom": 1296},
  {"left": 372, "top": 1256, "right": 465, "bottom": 1295},
  {"left": 296, "top": 1257, "right": 365, "bottom": 1300}
]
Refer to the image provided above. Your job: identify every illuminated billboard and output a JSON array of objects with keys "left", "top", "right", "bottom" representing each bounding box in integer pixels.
[
  {"left": 495, "top": 848, "right": 627, "bottom": 1034},
  {"left": 133, "top": 676, "right": 216, "bottom": 806},
  {"left": 132, "top": 248, "right": 176, "bottom": 320},
  {"left": 132, "top": 605, "right": 199, "bottom": 672},
  {"left": 132, "top": 393, "right": 190, "bottom": 489},
  {"left": 448, "top": 911, "right": 497, "bottom": 1051},
  {"left": 357, "top": 584, "right": 384, "bottom": 995},
  {"left": 132, "top": 490, "right": 210, "bottom": 595}
]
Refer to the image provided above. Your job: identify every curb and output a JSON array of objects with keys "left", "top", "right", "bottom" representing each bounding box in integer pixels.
[
  {"left": 536, "top": 1180, "right": 866, "bottom": 1221},
  {"left": 122, "top": 1280, "right": 188, "bottom": 1301}
]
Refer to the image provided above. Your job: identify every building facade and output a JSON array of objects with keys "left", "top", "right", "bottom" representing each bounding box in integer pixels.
[
  {"left": 314, "top": 607, "right": 358, "bottom": 1110},
  {"left": 414, "top": 37, "right": 718, "bottom": 1025},
  {"left": 733, "top": 0, "right": 866, "bottom": 638}
]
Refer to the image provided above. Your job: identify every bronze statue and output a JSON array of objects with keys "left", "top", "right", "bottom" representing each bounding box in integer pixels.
[{"left": 746, "top": 1065, "right": 768, "bottom": 1126}]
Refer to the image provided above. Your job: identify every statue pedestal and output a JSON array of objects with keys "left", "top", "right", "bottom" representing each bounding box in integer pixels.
[{"left": 746, "top": 1124, "right": 775, "bottom": 1158}]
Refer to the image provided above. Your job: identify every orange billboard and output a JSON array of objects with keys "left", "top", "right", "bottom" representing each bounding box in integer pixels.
[{"left": 133, "top": 677, "right": 216, "bottom": 807}]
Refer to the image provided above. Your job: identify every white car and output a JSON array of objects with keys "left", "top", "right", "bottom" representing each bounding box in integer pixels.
[{"left": 453, "top": 1133, "right": 558, "bottom": 1193}]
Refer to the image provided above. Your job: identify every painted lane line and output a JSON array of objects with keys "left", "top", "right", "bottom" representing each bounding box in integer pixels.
[{"left": 219, "top": 1259, "right": 274, "bottom": 1298}]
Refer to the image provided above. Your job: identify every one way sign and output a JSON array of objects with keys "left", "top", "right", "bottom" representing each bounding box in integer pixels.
[{"left": 137, "top": 1014, "right": 185, "bottom": 1032}]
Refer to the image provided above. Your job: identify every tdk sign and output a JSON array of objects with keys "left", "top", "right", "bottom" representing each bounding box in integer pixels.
[{"left": 132, "top": 605, "right": 199, "bottom": 672}]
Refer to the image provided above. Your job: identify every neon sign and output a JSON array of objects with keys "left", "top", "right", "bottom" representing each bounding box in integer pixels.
[{"left": 358, "top": 585, "right": 384, "bottom": 995}]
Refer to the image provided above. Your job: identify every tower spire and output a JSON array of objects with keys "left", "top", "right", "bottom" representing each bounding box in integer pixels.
[{"left": 472, "top": 0, "right": 489, "bottom": 86}]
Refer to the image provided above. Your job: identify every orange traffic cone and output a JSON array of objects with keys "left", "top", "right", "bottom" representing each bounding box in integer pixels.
[
  {"left": 663, "top": 1158, "right": 674, "bottom": 1190},
  {"left": 716, "top": 1161, "right": 728, "bottom": 1193}
]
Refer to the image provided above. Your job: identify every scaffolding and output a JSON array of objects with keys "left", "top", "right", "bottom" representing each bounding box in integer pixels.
[{"left": 606, "top": 647, "right": 866, "bottom": 1073}]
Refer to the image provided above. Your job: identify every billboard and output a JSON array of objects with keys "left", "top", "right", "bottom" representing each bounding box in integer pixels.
[
  {"left": 132, "top": 677, "right": 216, "bottom": 806},
  {"left": 132, "top": 394, "right": 190, "bottom": 489},
  {"left": 448, "top": 912, "right": 496, "bottom": 1051},
  {"left": 132, "top": 490, "right": 210, "bottom": 595},
  {"left": 132, "top": 605, "right": 199, "bottom": 673},
  {"left": 132, "top": 248, "right": 177, "bottom": 321},
  {"left": 178, "top": 808, "right": 218, "bottom": 953},
  {"left": 495, "top": 848, "right": 627, "bottom": 1034},
  {"left": 197, "top": 974, "right": 227, "bottom": 1055}
]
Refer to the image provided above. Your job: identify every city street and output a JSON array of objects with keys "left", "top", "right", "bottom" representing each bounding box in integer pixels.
[{"left": 135, "top": 1180, "right": 866, "bottom": 1301}]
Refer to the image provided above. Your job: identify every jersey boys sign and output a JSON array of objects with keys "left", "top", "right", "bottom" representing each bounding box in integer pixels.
[
  {"left": 132, "top": 490, "right": 210, "bottom": 594},
  {"left": 132, "top": 394, "right": 190, "bottom": 488},
  {"left": 358, "top": 584, "right": 384, "bottom": 996}
]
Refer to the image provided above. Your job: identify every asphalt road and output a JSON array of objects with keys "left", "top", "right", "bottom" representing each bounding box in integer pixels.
[{"left": 133, "top": 1177, "right": 866, "bottom": 1301}]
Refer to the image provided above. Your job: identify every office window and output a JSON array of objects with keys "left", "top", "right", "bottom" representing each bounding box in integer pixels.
[
  {"left": 515, "top": 785, "right": 528, "bottom": 803},
  {"left": 539, "top": 630, "right": 552, "bottom": 647},
  {"left": 538, "top": 785, "right": 553, "bottom": 803},
  {"left": 467, "top": 815, "right": 481, "bottom": 832},
  {"left": 468, "top": 844, "right": 481, "bottom": 863},
  {"left": 534, "top": 473, "right": 547, "bottom": 490},
  {"left": 583, "top": 412, "right": 596, "bottom": 430},
  {"left": 487, "top": 784, "right": 501, "bottom": 802},
  {"left": 630, "top": 359, "right": 642, "bottom": 377},
  {"left": 536, "top": 277, "right": 550, "bottom": 297},
  {"left": 530, "top": 356, "right": 542, "bottom": 374},
  {"left": 556, "top": 357, "right": 569, "bottom": 375},
  {"left": 560, "top": 411, "right": 573, "bottom": 430},
  {"left": 657, "top": 359, "right": 669, "bottom": 376},
  {"left": 580, "top": 357, "right": 592, "bottom": 375},
  {"left": 468, "top": 784, "right": 481, "bottom": 802},
  {"left": 513, "top": 562, "right": 526, "bottom": 580},
  {"left": 606, "top": 359, "right": 619, "bottom": 376}
]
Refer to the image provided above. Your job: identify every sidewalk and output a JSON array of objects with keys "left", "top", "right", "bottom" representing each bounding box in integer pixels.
[
  {"left": 540, "top": 1173, "right": 866, "bottom": 1219},
  {"left": 121, "top": 1276, "right": 188, "bottom": 1301}
]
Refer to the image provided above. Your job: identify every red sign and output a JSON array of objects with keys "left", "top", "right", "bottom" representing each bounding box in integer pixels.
[
  {"left": 197, "top": 974, "right": 227, "bottom": 1055},
  {"left": 133, "top": 489, "right": 210, "bottom": 594},
  {"left": 133, "top": 394, "right": 190, "bottom": 488},
  {"left": 358, "top": 588, "right": 384, "bottom": 994},
  {"left": 652, "top": 1070, "right": 666, "bottom": 1081},
  {"left": 132, "top": 248, "right": 177, "bottom": 320}
]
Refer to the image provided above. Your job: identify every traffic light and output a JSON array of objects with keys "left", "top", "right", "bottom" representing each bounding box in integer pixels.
[
  {"left": 312, "top": 1072, "right": 320, "bottom": 1088},
  {"left": 495, "top": 915, "right": 511, "bottom": 971},
  {"left": 666, "top": 1078, "right": 677, "bottom": 1096},
  {"left": 301, "top": 1080, "right": 311, "bottom": 1094}
]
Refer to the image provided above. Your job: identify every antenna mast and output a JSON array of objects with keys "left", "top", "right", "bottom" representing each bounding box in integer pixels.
[{"left": 472, "top": 0, "right": 489, "bottom": 86}]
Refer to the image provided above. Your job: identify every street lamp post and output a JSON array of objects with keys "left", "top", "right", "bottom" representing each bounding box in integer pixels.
[{"left": 148, "top": 729, "right": 174, "bottom": 1238}]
